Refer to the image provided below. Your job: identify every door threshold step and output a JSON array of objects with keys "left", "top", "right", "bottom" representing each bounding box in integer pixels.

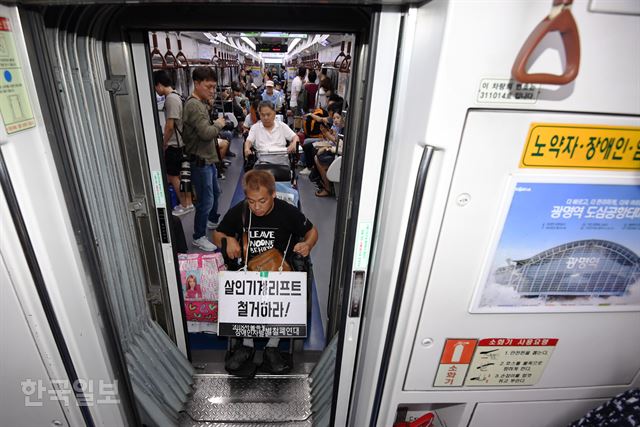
[
  {"left": 183, "top": 374, "right": 312, "bottom": 423},
  {"left": 179, "top": 413, "right": 312, "bottom": 427}
]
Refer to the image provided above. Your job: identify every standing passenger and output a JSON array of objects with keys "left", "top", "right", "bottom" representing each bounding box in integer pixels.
[
  {"left": 303, "top": 70, "right": 319, "bottom": 112},
  {"left": 153, "top": 70, "right": 193, "bottom": 215},
  {"left": 182, "top": 67, "right": 227, "bottom": 251},
  {"left": 290, "top": 67, "right": 306, "bottom": 116},
  {"left": 261, "top": 80, "right": 282, "bottom": 110},
  {"left": 316, "top": 77, "right": 333, "bottom": 110}
]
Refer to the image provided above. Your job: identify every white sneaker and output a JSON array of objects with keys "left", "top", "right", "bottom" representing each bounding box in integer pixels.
[
  {"left": 183, "top": 204, "right": 195, "bottom": 213},
  {"left": 299, "top": 167, "right": 311, "bottom": 176},
  {"left": 193, "top": 236, "right": 216, "bottom": 252},
  {"left": 207, "top": 221, "right": 218, "bottom": 229},
  {"left": 172, "top": 205, "right": 188, "bottom": 216}
]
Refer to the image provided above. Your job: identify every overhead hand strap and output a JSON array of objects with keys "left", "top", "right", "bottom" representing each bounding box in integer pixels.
[
  {"left": 150, "top": 32, "right": 167, "bottom": 69},
  {"left": 175, "top": 33, "right": 189, "bottom": 68},
  {"left": 333, "top": 41, "right": 346, "bottom": 68},
  {"left": 339, "top": 41, "right": 352, "bottom": 73},
  {"left": 211, "top": 47, "right": 219, "bottom": 65},
  {"left": 164, "top": 34, "right": 178, "bottom": 69},
  {"left": 511, "top": 0, "right": 580, "bottom": 85}
]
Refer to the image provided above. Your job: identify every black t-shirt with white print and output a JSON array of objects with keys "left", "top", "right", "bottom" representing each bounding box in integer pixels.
[{"left": 216, "top": 198, "right": 313, "bottom": 261}]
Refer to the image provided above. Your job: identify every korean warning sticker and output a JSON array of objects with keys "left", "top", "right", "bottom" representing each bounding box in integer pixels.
[{"left": 520, "top": 123, "right": 640, "bottom": 171}]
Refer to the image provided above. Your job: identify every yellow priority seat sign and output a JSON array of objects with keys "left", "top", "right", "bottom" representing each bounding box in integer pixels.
[{"left": 520, "top": 123, "right": 640, "bottom": 171}]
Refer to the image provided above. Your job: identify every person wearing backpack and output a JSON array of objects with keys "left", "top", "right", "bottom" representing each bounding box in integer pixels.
[{"left": 153, "top": 70, "right": 194, "bottom": 216}]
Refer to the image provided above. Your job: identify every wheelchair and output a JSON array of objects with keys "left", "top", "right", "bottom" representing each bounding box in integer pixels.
[{"left": 244, "top": 147, "right": 298, "bottom": 186}]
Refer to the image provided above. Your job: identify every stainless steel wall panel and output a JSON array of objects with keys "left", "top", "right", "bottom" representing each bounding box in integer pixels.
[{"left": 40, "top": 5, "right": 193, "bottom": 426}]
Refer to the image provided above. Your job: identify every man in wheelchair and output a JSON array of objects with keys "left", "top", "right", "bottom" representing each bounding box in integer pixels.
[
  {"left": 212, "top": 170, "right": 318, "bottom": 376},
  {"left": 243, "top": 100, "right": 299, "bottom": 165}
]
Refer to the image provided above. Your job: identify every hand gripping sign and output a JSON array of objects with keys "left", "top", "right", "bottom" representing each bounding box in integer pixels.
[{"left": 217, "top": 271, "right": 307, "bottom": 338}]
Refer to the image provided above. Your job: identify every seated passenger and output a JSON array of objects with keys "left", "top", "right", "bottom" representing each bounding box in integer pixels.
[
  {"left": 300, "top": 106, "right": 344, "bottom": 176},
  {"left": 313, "top": 112, "right": 344, "bottom": 197},
  {"left": 244, "top": 100, "right": 299, "bottom": 166},
  {"left": 212, "top": 170, "right": 318, "bottom": 376},
  {"left": 242, "top": 97, "right": 261, "bottom": 134},
  {"left": 314, "top": 144, "right": 339, "bottom": 197},
  {"left": 231, "top": 81, "right": 249, "bottom": 117}
]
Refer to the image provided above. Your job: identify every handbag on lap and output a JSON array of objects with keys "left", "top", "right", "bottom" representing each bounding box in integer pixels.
[{"left": 247, "top": 248, "right": 292, "bottom": 272}]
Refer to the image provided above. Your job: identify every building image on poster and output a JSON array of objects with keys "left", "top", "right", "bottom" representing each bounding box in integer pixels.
[{"left": 472, "top": 181, "right": 640, "bottom": 312}]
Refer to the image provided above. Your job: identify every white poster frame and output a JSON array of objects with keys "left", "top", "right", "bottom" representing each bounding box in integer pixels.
[
  {"left": 218, "top": 270, "right": 308, "bottom": 337},
  {"left": 469, "top": 173, "right": 640, "bottom": 314}
]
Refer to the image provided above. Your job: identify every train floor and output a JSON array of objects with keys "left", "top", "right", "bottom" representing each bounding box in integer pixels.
[{"left": 174, "top": 135, "right": 337, "bottom": 425}]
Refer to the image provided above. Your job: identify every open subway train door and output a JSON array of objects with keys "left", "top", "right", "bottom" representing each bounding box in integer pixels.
[
  {"left": 2, "top": 1, "right": 407, "bottom": 426},
  {"left": 1, "top": 0, "right": 639, "bottom": 426}
]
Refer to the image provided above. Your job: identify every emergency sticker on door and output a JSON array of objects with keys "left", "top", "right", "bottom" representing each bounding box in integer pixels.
[
  {"left": 477, "top": 79, "right": 540, "bottom": 104},
  {"left": 0, "top": 17, "right": 36, "bottom": 134},
  {"left": 353, "top": 221, "right": 373, "bottom": 271},
  {"left": 520, "top": 123, "right": 640, "bottom": 170},
  {"left": 151, "top": 170, "right": 166, "bottom": 207},
  {"left": 464, "top": 338, "right": 558, "bottom": 386},
  {"left": 433, "top": 339, "right": 477, "bottom": 387}
]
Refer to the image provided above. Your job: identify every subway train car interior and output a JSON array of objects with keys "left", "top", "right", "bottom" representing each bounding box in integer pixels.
[{"left": 0, "top": 1, "right": 639, "bottom": 426}]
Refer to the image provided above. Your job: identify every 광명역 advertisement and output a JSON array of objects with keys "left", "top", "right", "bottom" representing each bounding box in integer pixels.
[{"left": 471, "top": 182, "right": 640, "bottom": 312}]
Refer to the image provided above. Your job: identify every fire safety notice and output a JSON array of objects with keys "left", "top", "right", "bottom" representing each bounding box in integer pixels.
[
  {"left": 433, "top": 339, "right": 478, "bottom": 387},
  {"left": 464, "top": 338, "right": 558, "bottom": 386}
]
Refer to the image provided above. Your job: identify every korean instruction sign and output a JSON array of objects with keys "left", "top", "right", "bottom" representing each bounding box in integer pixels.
[
  {"left": 0, "top": 17, "right": 35, "bottom": 134},
  {"left": 218, "top": 271, "right": 307, "bottom": 338},
  {"left": 521, "top": 123, "right": 640, "bottom": 171},
  {"left": 471, "top": 182, "right": 640, "bottom": 312},
  {"left": 465, "top": 338, "right": 558, "bottom": 386}
]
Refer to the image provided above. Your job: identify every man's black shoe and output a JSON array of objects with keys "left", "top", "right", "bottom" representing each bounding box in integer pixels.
[
  {"left": 261, "top": 347, "right": 292, "bottom": 374},
  {"left": 227, "top": 150, "right": 237, "bottom": 158},
  {"left": 225, "top": 345, "right": 256, "bottom": 377}
]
